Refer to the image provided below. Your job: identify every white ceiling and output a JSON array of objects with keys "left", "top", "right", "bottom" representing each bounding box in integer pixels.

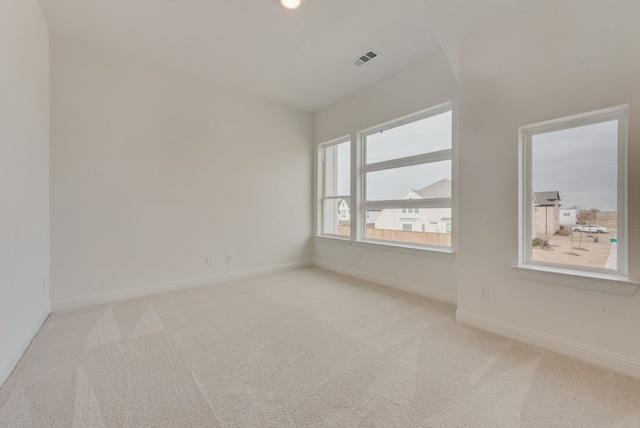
[
  {"left": 421, "top": 0, "right": 526, "bottom": 78},
  {"left": 38, "top": 0, "right": 447, "bottom": 112}
]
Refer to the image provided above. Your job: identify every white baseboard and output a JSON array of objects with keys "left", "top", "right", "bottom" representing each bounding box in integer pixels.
[
  {"left": 456, "top": 309, "right": 640, "bottom": 379},
  {"left": 314, "top": 260, "right": 457, "bottom": 305},
  {"left": 1, "top": 308, "right": 50, "bottom": 388},
  {"left": 51, "top": 260, "right": 312, "bottom": 312}
]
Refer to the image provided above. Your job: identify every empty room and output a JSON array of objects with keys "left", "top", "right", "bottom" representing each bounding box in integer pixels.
[{"left": 1, "top": 0, "right": 639, "bottom": 426}]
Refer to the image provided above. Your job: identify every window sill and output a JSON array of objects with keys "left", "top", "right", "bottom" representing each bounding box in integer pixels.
[
  {"left": 355, "top": 240, "right": 455, "bottom": 259},
  {"left": 313, "top": 235, "right": 352, "bottom": 246},
  {"left": 511, "top": 265, "right": 639, "bottom": 296},
  {"left": 313, "top": 235, "right": 454, "bottom": 260}
]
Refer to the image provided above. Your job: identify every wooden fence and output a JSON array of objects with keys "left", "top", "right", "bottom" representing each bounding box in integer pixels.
[{"left": 337, "top": 225, "right": 451, "bottom": 246}]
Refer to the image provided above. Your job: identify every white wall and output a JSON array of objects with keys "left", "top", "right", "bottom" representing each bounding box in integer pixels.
[
  {"left": 313, "top": 54, "right": 458, "bottom": 303},
  {"left": 0, "top": 0, "right": 50, "bottom": 385},
  {"left": 50, "top": 38, "right": 312, "bottom": 307},
  {"left": 456, "top": 1, "right": 640, "bottom": 375}
]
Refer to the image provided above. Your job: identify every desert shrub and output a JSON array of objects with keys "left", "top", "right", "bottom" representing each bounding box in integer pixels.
[
  {"left": 556, "top": 225, "right": 571, "bottom": 236},
  {"left": 532, "top": 237, "right": 549, "bottom": 247}
]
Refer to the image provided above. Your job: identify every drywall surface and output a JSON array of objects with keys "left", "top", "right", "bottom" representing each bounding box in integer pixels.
[
  {"left": 313, "top": 54, "right": 458, "bottom": 302},
  {"left": 457, "top": 1, "right": 640, "bottom": 370},
  {"left": 50, "top": 38, "right": 312, "bottom": 304},
  {"left": 0, "top": 0, "right": 50, "bottom": 385},
  {"left": 420, "top": 0, "right": 526, "bottom": 79},
  {"left": 314, "top": 54, "right": 456, "bottom": 144}
]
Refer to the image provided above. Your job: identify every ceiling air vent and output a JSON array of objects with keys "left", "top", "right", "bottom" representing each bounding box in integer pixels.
[{"left": 353, "top": 50, "right": 378, "bottom": 66}]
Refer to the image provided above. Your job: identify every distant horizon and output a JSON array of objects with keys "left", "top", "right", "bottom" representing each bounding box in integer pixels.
[{"left": 556, "top": 205, "right": 616, "bottom": 213}]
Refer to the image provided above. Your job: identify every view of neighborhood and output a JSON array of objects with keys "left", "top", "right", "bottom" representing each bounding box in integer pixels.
[
  {"left": 530, "top": 119, "right": 619, "bottom": 270},
  {"left": 328, "top": 182, "right": 617, "bottom": 262},
  {"left": 322, "top": 113, "right": 619, "bottom": 266},
  {"left": 321, "top": 109, "right": 453, "bottom": 247},
  {"left": 331, "top": 178, "right": 452, "bottom": 246},
  {"left": 532, "top": 191, "right": 617, "bottom": 270}
]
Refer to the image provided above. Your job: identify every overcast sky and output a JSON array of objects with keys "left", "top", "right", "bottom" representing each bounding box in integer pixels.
[
  {"left": 335, "top": 142, "right": 350, "bottom": 195},
  {"left": 363, "top": 111, "right": 452, "bottom": 200},
  {"left": 532, "top": 120, "right": 618, "bottom": 211},
  {"left": 336, "top": 113, "right": 616, "bottom": 210}
]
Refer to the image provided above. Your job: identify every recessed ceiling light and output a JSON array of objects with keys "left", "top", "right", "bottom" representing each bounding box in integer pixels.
[{"left": 280, "top": 0, "right": 301, "bottom": 9}]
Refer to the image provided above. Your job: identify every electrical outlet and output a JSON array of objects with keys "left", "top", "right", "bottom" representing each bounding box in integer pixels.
[
  {"left": 479, "top": 286, "right": 490, "bottom": 299},
  {"left": 205, "top": 256, "right": 213, "bottom": 265}
]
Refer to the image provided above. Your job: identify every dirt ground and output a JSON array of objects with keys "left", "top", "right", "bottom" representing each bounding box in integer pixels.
[{"left": 532, "top": 229, "right": 616, "bottom": 269}]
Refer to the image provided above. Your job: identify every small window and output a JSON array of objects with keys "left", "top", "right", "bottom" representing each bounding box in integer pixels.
[
  {"left": 361, "top": 104, "right": 452, "bottom": 249},
  {"left": 519, "top": 106, "right": 628, "bottom": 277},
  {"left": 319, "top": 137, "right": 350, "bottom": 237}
]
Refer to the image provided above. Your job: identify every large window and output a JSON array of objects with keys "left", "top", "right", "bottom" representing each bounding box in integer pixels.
[
  {"left": 361, "top": 104, "right": 452, "bottom": 249},
  {"left": 319, "top": 137, "right": 351, "bottom": 237},
  {"left": 519, "top": 106, "right": 628, "bottom": 277},
  {"left": 317, "top": 103, "right": 453, "bottom": 251}
]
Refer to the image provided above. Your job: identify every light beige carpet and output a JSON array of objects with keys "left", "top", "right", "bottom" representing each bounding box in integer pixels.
[{"left": 1, "top": 267, "right": 639, "bottom": 427}]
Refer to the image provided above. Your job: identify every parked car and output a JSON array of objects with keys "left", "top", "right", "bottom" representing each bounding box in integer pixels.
[{"left": 572, "top": 224, "right": 610, "bottom": 233}]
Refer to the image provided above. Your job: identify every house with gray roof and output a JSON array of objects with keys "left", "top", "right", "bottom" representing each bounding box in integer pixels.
[
  {"left": 533, "top": 190, "right": 561, "bottom": 236},
  {"left": 373, "top": 178, "right": 452, "bottom": 233}
]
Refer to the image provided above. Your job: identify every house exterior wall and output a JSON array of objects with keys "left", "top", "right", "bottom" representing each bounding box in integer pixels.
[
  {"left": 374, "top": 208, "right": 452, "bottom": 233},
  {"left": 338, "top": 199, "right": 350, "bottom": 223},
  {"left": 534, "top": 205, "right": 560, "bottom": 237},
  {"left": 372, "top": 189, "right": 452, "bottom": 233},
  {"left": 559, "top": 209, "right": 578, "bottom": 227}
]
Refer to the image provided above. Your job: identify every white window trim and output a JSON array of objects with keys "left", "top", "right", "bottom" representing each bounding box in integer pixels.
[
  {"left": 358, "top": 102, "right": 454, "bottom": 252},
  {"left": 511, "top": 264, "right": 638, "bottom": 296},
  {"left": 317, "top": 136, "right": 350, "bottom": 239},
  {"left": 353, "top": 239, "right": 455, "bottom": 259},
  {"left": 517, "top": 105, "right": 638, "bottom": 295},
  {"left": 312, "top": 234, "right": 455, "bottom": 260},
  {"left": 364, "top": 149, "right": 452, "bottom": 173}
]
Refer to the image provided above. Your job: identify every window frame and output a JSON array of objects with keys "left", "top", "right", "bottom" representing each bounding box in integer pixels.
[
  {"left": 317, "top": 136, "right": 351, "bottom": 239},
  {"left": 359, "top": 103, "right": 453, "bottom": 251},
  {"left": 518, "top": 105, "right": 629, "bottom": 278}
]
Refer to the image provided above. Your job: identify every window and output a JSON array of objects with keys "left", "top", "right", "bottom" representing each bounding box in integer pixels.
[
  {"left": 361, "top": 104, "right": 452, "bottom": 249},
  {"left": 401, "top": 208, "right": 419, "bottom": 214},
  {"left": 319, "top": 137, "right": 350, "bottom": 237},
  {"left": 315, "top": 103, "right": 454, "bottom": 253},
  {"left": 519, "top": 106, "right": 628, "bottom": 277}
]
